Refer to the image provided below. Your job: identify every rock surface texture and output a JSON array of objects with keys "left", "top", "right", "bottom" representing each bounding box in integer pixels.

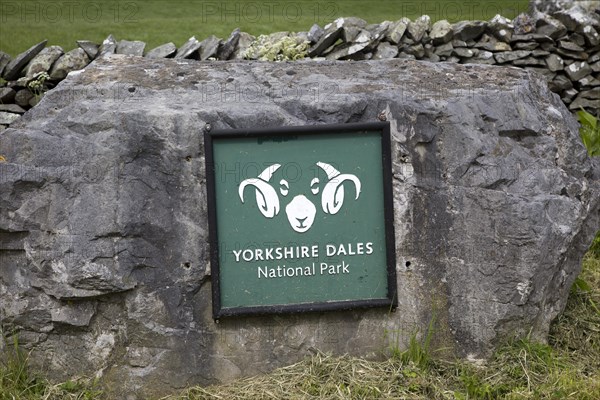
[
  {"left": 0, "top": 55, "right": 599, "bottom": 398},
  {"left": 1, "top": 5, "right": 599, "bottom": 132}
]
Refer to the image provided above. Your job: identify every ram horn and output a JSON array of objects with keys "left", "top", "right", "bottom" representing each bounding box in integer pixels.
[
  {"left": 317, "top": 162, "right": 361, "bottom": 215},
  {"left": 258, "top": 163, "right": 281, "bottom": 181},
  {"left": 238, "top": 164, "right": 281, "bottom": 218},
  {"left": 316, "top": 161, "right": 340, "bottom": 180}
]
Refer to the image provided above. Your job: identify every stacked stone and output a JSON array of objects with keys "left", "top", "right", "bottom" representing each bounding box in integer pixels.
[
  {"left": 531, "top": 6, "right": 600, "bottom": 111},
  {"left": 0, "top": 30, "right": 249, "bottom": 131},
  {"left": 0, "top": 6, "right": 599, "bottom": 132},
  {"left": 303, "top": 7, "right": 599, "bottom": 113}
]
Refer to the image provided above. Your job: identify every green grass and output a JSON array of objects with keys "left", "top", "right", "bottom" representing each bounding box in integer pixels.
[
  {"left": 578, "top": 109, "right": 600, "bottom": 157},
  {"left": 386, "top": 315, "right": 437, "bottom": 371},
  {"left": 0, "top": 334, "right": 101, "bottom": 399},
  {"left": 0, "top": 1, "right": 529, "bottom": 57}
]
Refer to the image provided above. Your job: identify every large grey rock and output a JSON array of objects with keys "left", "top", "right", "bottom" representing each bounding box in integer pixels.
[
  {"left": 0, "top": 111, "right": 20, "bottom": 125},
  {"left": 325, "top": 41, "right": 370, "bottom": 60},
  {"left": 405, "top": 43, "right": 425, "bottom": 59},
  {"left": 430, "top": 20, "right": 453, "bottom": 45},
  {"left": 309, "top": 21, "right": 343, "bottom": 57},
  {"left": 373, "top": 42, "right": 399, "bottom": 59},
  {"left": 0, "top": 51, "right": 11, "bottom": 77},
  {"left": 338, "top": 17, "right": 368, "bottom": 42},
  {"left": 13, "top": 88, "right": 33, "bottom": 107},
  {"left": 3, "top": 40, "right": 47, "bottom": 80},
  {"left": 552, "top": 5, "right": 600, "bottom": 32},
  {"left": 535, "top": 15, "right": 568, "bottom": 39},
  {"left": 308, "top": 24, "right": 324, "bottom": 43},
  {"left": 579, "top": 74, "right": 600, "bottom": 87},
  {"left": 452, "top": 20, "right": 487, "bottom": 41},
  {"left": 0, "top": 104, "right": 26, "bottom": 114},
  {"left": 452, "top": 47, "right": 475, "bottom": 58},
  {"left": 555, "top": 47, "right": 589, "bottom": 60},
  {"left": 564, "top": 60, "right": 592, "bottom": 80},
  {"left": 231, "top": 32, "right": 255, "bottom": 60},
  {"left": 1, "top": 55, "right": 598, "bottom": 399},
  {"left": 513, "top": 41, "right": 539, "bottom": 50},
  {"left": 512, "top": 56, "right": 546, "bottom": 66},
  {"left": 25, "top": 46, "right": 64, "bottom": 78},
  {"left": 366, "top": 22, "right": 390, "bottom": 43},
  {"left": 513, "top": 13, "right": 536, "bottom": 35},
  {"left": 582, "top": 25, "right": 600, "bottom": 46},
  {"left": 48, "top": 48, "right": 90, "bottom": 80},
  {"left": 531, "top": 49, "right": 553, "bottom": 58},
  {"left": 199, "top": 36, "right": 222, "bottom": 61},
  {"left": 77, "top": 41, "right": 99, "bottom": 59},
  {"left": 116, "top": 40, "right": 146, "bottom": 56},
  {"left": 386, "top": 18, "right": 410, "bottom": 44},
  {"left": 558, "top": 40, "right": 585, "bottom": 52},
  {"left": 97, "top": 35, "right": 117, "bottom": 58},
  {"left": 488, "top": 14, "right": 514, "bottom": 42},
  {"left": 569, "top": 94, "right": 600, "bottom": 110},
  {"left": 549, "top": 73, "right": 574, "bottom": 91},
  {"left": 434, "top": 42, "right": 454, "bottom": 57},
  {"left": 217, "top": 29, "right": 241, "bottom": 60},
  {"left": 469, "top": 52, "right": 496, "bottom": 64},
  {"left": 145, "top": 43, "right": 177, "bottom": 59},
  {"left": 494, "top": 50, "right": 532, "bottom": 63},
  {"left": 546, "top": 53, "right": 565, "bottom": 71},
  {"left": 531, "top": 0, "right": 600, "bottom": 14},
  {"left": 175, "top": 36, "right": 202, "bottom": 59},
  {"left": 0, "top": 87, "right": 16, "bottom": 103},
  {"left": 580, "top": 88, "right": 600, "bottom": 98},
  {"left": 475, "top": 34, "right": 512, "bottom": 52},
  {"left": 567, "top": 32, "right": 587, "bottom": 47},
  {"left": 407, "top": 15, "right": 431, "bottom": 42}
]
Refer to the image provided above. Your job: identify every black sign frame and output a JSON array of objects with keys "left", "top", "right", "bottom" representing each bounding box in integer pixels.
[{"left": 204, "top": 122, "right": 397, "bottom": 320}]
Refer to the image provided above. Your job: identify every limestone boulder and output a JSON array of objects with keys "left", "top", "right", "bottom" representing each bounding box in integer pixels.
[{"left": 0, "top": 55, "right": 598, "bottom": 398}]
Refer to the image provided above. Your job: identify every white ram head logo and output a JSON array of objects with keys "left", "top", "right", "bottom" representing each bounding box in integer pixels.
[{"left": 238, "top": 162, "right": 361, "bottom": 233}]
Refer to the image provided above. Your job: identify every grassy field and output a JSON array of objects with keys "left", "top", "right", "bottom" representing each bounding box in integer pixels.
[
  {"left": 1, "top": 242, "right": 599, "bottom": 399},
  {"left": 0, "top": 1, "right": 529, "bottom": 57}
]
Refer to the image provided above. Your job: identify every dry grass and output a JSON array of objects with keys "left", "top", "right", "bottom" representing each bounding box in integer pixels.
[{"left": 166, "top": 352, "right": 457, "bottom": 400}]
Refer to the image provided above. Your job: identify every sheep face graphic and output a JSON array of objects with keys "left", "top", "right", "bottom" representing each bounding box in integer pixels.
[{"left": 238, "top": 162, "right": 361, "bottom": 233}]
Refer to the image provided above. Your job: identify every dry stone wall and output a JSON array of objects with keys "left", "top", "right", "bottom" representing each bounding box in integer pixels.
[{"left": 0, "top": 4, "right": 599, "bottom": 132}]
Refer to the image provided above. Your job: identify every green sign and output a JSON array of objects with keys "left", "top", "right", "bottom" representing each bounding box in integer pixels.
[{"left": 205, "top": 122, "right": 396, "bottom": 319}]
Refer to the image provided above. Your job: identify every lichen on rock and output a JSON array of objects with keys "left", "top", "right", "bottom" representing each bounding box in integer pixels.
[{"left": 243, "top": 33, "right": 309, "bottom": 61}]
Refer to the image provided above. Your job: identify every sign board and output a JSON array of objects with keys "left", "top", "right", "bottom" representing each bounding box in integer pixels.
[{"left": 204, "top": 122, "right": 397, "bottom": 319}]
